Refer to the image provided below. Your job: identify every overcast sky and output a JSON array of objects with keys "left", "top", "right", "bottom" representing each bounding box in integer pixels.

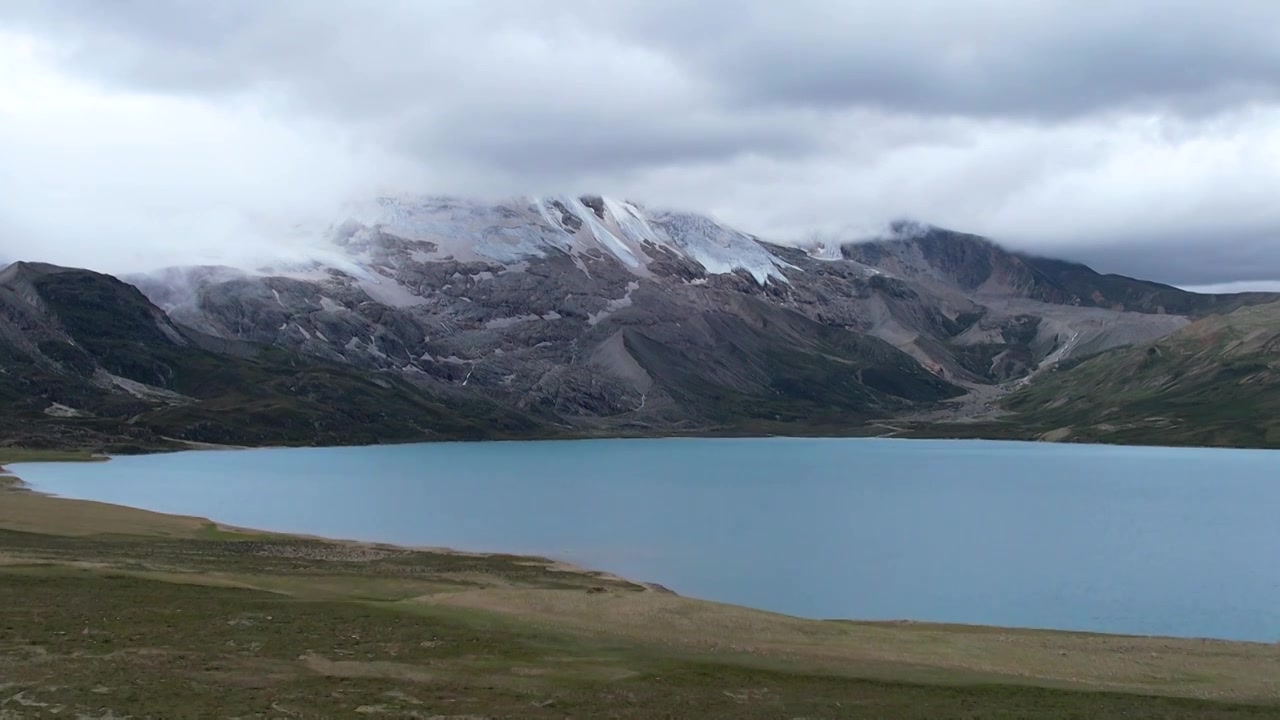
[{"left": 2, "top": 0, "right": 1279, "bottom": 288}]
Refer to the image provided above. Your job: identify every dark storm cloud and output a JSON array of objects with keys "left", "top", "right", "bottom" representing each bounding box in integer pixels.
[
  {"left": 1044, "top": 231, "right": 1280, "bottom": 287},
  {"left": 2, "top": 0, "right": 1280, "bottom": 283},
  {"left": 621, "top": 0, "right": 1280, "bottom": 119},
  {"left": 14, "top": 1, "right": 1280, "bottom": 120}
]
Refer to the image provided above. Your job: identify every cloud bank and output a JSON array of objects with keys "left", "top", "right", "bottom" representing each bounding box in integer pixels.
[{"left": 1, "top": 0, "right": 1278, "bottom": 283}]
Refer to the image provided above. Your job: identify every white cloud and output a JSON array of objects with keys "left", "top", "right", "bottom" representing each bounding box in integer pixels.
[
  {"left": 1182, "top": 281, "right": 1280, "bottom": 294},
  {"left": 0, "top": 31, "right": 425, "bottom": 273}
]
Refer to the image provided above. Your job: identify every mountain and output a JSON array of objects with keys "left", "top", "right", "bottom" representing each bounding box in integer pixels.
[
  {"left": 1001, "top": 301, "right": 1280, "bottom": 448},
  {"left": 5, "top": 195, "right": 1277, "bottom": 450},
  {"left": 0, "top": 262, "right": 541, "bottom": 450},
  {"left": 843, "top": 223, "right": 1270, "bottom": 315}
]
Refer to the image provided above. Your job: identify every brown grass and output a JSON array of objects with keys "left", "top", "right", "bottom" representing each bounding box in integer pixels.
[
  {"left": 416, "top": 588, "right": 1280, "bottom": 701},
  {"left": 0, "top": 487, "right": 217, "bottom": 537}
]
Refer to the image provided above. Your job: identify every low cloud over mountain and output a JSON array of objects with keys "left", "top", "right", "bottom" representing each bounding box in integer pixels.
[{"left": 2, "top": 1, "right": 1279, "bottom": 284}]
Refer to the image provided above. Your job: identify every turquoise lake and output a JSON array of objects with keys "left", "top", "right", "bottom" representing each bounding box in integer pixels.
[{"left": 13, "top": 438, "right": 1280, "bottom": 641}]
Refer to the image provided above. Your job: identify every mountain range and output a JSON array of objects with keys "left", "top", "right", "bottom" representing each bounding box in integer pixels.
[{"left": 3, "top": 195, "right": 1277, "bottom": 451}]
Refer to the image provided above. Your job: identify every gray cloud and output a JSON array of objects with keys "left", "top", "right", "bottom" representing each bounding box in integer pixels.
[
  {"left": 621, "top": 0, "right": 1280, "bottom": 119},
  {"left": 16, "top": 1, "right": 1280, "bottom": 120},
  {"left": 3, "top": 1, "right": 816, "bottom": 177},
  {"left": 1043, "top": 231, "right": 1280, "bottom": 287},
  {"left": 1, "top": 0, "right": 1279, "bottom": 282}
]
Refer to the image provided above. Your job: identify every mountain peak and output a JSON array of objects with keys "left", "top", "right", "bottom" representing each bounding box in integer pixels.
[
  {"left": 341, "top": 194, "right": 793, "bottom": 286},
  {"left": 886, "top": 219, "right": 934, "bottom": 239},
  {"left": 0, "top": 260, "right": 85, "bottom": 285}
]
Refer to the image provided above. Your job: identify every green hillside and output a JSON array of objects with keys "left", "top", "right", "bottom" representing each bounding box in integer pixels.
[{"left": 1004, "top": 302, "right": 1280, "bottom": 448}]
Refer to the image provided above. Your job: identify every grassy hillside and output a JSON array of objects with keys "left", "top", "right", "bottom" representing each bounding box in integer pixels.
[{"left": 1002, "top": 301, "right": 1280, "bottom": 447}]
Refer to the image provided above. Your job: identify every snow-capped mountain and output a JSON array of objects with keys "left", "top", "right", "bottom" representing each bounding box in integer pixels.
[
  {"left": 101, "top": 194, "right": 1267, "bottom": 441},
  {"left": 330, "top": 195, "right": 797, "bottom": 285}
]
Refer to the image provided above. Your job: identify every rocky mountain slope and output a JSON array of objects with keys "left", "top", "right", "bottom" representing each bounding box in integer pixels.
[
  {"left": 0, "top": 262, "right": 540, "bottom": 449},
  {"left": 1002, "top": 301, "right": 1280, "bottom": 448},
  {"left": 5, "top": 195, "right": 1276, "bottom": 449},
  {"left": 844, "top": 223, "right": 1273, "bottom": 315}
]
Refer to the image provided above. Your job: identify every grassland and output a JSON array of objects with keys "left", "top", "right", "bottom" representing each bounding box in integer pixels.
[{"left": 2, "top": 450, "right": 1279, "bottom": 718}]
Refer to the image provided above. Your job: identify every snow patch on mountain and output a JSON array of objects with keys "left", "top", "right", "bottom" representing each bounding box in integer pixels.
[
  {"left": 128, "top": 195, "right": 808, "bottom": 322},
  {"left": 648, "top": 210, "right": 795, "bottom": 285},
  {"left": 356, "top": 271, "right": 426, "bottom": 308},
  {"left": 341, "top": 195, "right": 794, "bottom": 286}
]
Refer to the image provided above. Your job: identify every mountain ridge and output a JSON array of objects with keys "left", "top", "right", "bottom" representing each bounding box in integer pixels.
[
  {"left": 999, "top": 300, "right": 1280, "bottom": 447},
  {"left": 4, "top": 197, "right": 1278, "bottom": 450},
  {"left": 0, "top": 262, "right": 547, "bottom": 450}
]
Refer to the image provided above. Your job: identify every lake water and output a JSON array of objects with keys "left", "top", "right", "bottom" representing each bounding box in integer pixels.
[{"left": 12, "top": 438, "right": 1280, "bottom": 642}]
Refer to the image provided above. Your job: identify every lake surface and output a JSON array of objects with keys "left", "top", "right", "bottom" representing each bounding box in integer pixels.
[{"left": 13, "top": 438, "right": 1280, "bottom": 642}]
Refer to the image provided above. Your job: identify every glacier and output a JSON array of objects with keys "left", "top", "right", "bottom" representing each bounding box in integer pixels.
[{"left": 334, "top": 194, "right": 796, "bottom": 286}]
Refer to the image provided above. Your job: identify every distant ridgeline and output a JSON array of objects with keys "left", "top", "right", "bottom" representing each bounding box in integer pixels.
[{"left": 2, "top": 197, "right": 1277, "bottom": 450}]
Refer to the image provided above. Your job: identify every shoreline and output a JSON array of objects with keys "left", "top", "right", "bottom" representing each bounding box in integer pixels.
[
  {"left": 12, "top": 427, "right": 1279, "bottom": 469},
  {"left": 5, "top": 450, "right": 1280, "bottom": 710},
  {"left": 1, "top": 459, "right": 643, "bottom": 592},
  {"left": 4, "top": 449, "right": 1276, "bottom": 647}
]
